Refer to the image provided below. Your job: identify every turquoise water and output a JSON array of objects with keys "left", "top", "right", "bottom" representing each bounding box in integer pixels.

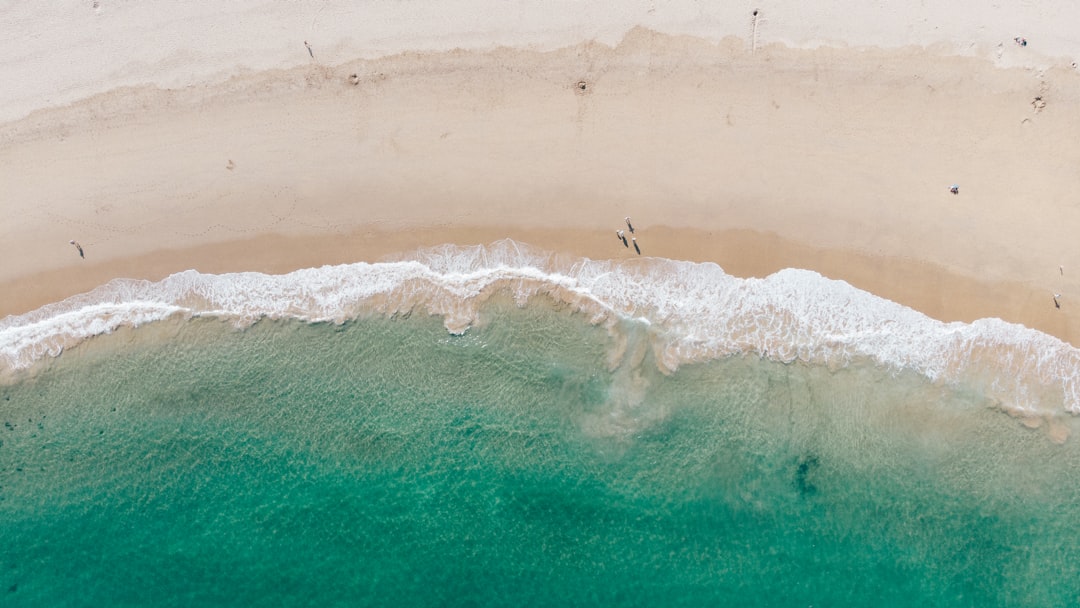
[{"left": 2, "top": 297, "right": 1080, "bottom": 606}]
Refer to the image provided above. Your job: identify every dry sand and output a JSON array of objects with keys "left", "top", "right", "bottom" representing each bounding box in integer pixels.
[{"left": 3, "top": 5, "right": 1080, "bottom": 343}]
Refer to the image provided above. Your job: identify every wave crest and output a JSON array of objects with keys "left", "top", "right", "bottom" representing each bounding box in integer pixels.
[{"left": 3, "top": 240, "right": 1079, "bottom": 424}]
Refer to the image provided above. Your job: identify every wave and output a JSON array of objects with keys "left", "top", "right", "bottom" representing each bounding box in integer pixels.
[{"left": 3, "top": 240, "right": 1079, "bottom": 425}]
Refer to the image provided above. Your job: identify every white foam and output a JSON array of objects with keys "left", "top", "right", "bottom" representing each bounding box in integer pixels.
[{"left": 3, "top": 240, "right": 1079, "bottom": 420}]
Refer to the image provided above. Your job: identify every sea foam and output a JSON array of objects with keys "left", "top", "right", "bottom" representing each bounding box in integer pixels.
[{"left": 2, "top": 240, "right": 1079, "bottom": 423}]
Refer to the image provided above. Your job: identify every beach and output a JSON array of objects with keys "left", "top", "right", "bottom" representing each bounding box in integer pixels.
[
  {"left": 4, "top": 2, "right": 1080, "bottom": 605},
  {"left": 2, "top": 2, "right": 1080, "bottom": 339}
]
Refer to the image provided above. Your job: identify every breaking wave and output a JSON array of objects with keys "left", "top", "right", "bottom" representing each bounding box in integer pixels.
[{"left": 3, "top": 240, "right": 1079, "bottom": 423}]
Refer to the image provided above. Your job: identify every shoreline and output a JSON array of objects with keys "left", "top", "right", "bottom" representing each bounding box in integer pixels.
[
  {"left": 7, "top": 231, "right": 1080, "bottom": 439},
  {"left": 3, "top": 30, "right": 1080, "bottom": 344},
  {"left": 2, "top": 227, "right": 1074, "bottom": 346}
]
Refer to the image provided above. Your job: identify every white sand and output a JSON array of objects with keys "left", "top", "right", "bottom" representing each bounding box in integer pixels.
[
  {"left": 3, "top": 0, "right": 1077, "bottom": 124},
  {"left": 2, "top": 1, "right": 1080, "bottom": 344}
]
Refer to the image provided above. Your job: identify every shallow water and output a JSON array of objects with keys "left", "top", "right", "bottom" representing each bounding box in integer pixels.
[{"left": 2, "top": 297, "right": 1079, "bottom": 606}]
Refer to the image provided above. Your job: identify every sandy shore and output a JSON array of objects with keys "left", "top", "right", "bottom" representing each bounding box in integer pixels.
[{"left": 3, "top": 20, "right": 1080, "bottom": 342}]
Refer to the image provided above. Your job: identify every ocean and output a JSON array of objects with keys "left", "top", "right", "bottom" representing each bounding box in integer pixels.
[{"left": 2, "top": 241, "right": 1079, "bottom": 606}]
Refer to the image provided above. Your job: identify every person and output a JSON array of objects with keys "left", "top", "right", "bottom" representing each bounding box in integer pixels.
[
  {"left": 949, "top": 184, "right": 959, "bottom": 195},
  {"left": 69, "top": 239, "right": 84, "bottom": 259},
  {"left": 625, "top": 217, "right": 635, "bottom": 233},
  {"left": 304, "top": 41, "right": 314, "bottom": 58}
]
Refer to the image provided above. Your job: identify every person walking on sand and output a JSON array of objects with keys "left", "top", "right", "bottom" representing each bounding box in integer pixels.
[
  {"left": 1054, "top": 294, "right": 1062, "bottom": 309},
  {"left": 632, "top": 237, "right": 640, "bottom": 255},
  {"left": 625, "top": 217, "right": 634, "bottom": 233},
  {"left": 304, "top": 41, "right": 314, "bottom": 58},
  {"left": 69, "top": 240, "right": 84, "bottom": 259}
]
